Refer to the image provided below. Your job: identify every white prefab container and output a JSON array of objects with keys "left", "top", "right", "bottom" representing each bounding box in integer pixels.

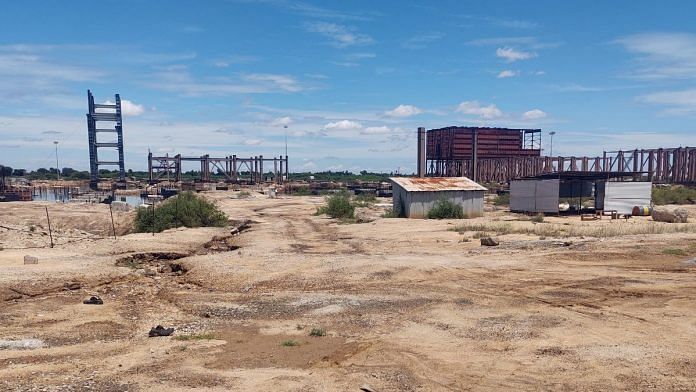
[
  {"left": 510, "top": 179, "right": 560, "bottom": 213},
  {"left": 390, "top": 177, "right": 487, "bottom": 219},
  {"left": 596, "top": 181, "right": 652, "bottom": 215}
]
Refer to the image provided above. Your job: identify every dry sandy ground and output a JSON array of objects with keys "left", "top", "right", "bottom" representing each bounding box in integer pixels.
[{"left": 1, "top": 192, "right": 696, "bottom": 391}]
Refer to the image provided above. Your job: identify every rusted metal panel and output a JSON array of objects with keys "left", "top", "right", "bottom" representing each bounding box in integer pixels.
[{"left": 390, "top": 177, "right": 487, "bottom": 192}]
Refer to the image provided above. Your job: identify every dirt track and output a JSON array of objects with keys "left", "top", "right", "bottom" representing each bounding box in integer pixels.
[{"left": 1, "top": 192, "right": 696, "bottom": 391}]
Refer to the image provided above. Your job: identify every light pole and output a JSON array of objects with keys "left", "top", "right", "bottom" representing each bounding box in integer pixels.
[
  {"left": 53, "top": 141, "right": 60, "bottom": 180},
  {"left": 548, "top": 131, "right": 556, "bottom": 157},
  {"left": 284, "top": 125, "right": 288, "bottom": 157}
]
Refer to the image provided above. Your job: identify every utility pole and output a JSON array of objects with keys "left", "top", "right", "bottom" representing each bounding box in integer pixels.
[
  {"left": 54, "top": 141, "right": 60, "bottom": 180},
  {"left": 549, "top": 131, "right": 556, "bottom": 157}
]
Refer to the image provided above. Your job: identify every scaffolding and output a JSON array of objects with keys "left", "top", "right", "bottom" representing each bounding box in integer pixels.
[
  {"left": 148, "top": 153, "right": 289, "bottom": 184},
  {"left": 86, "top": 90, "right": 125, "bottom": 189}
]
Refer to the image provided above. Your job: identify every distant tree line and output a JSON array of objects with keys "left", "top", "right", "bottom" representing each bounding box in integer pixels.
[{"left": 0, "top": 164, "right": 402, "bottom": 183}]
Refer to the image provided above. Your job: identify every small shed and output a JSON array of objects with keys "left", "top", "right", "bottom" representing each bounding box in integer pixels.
[{"left": 390, "top": 177, "right": 487, "bottom": 218}]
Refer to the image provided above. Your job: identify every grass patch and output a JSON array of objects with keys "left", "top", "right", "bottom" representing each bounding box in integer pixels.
[
  {"left": 134, "top": 191, "right": 228, "bottom": 233},
  {"left": 427, "top": 199, "right": 465, "bottom": 219},
  {"left": 381, "top": 208, "right": 400, "bottom": 218},
  {"left": 291, "top": 187, "right": 312, "bottom": 196},
  {"left": 653, "top": 186, "right": 696, "bottom": 205},
  {"left": 354, "top": 193, "right": 377, "bottom": 207},
  {"left": 309, "top": 327, "right": 326, "bottom": 337},
  {"left": 315, "top": 191, "right": 355, "bottom": 219},
  {"left": 451, "top": 220, "right": 696, "bottom": 238},
  {"left": 281, "top": 339, "right": 301, "bottom": 347},
  {"left": 238, "top": 190, "right": 252, "bottom": 198},
  {"left": 174, "top": 333, "right": 216, "bottom": 341},
  {"left": 662, "top": 248, "right": 688, "bottom": 256},
  {"left": 493, "top": 193, "right": 510, "bottom": 206},
  {"left": 531, "top": 213, "right": 545, "bottom": 223}
]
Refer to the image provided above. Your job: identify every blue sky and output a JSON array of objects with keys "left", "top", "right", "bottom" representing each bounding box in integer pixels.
[{"left": 1, "top": 0, "right": 695, "bottom": 173}]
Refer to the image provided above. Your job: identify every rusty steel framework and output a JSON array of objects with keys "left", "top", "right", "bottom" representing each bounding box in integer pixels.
[
  {"left": 148, "top": 153, "right": 289, "bottom": 184},
  {"left": 429, "top": 147, "right": 696, "bottom": 184}
]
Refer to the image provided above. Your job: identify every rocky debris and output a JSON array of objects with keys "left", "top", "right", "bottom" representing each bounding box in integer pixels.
[
  {"left": 23, "top": 255, "right": 38, "bottom": 265},
  {"left": 0, "top": 338, "right": 45, "bottom": 350},
  {"left": 64, "top": 282, "right": 82, "bottom": 290},
  {"left": 83, "top": 296, "right": 103, "bottom": 305},
  {"left": 355, "top": 211, "right": 375, "bottom": 224},
  {"left": 652, "top": 208, "right": 689, "bottom": 223},
  {"left": 229, "top": 219, "right": 252, "bottom": 236},
  {"left": 148, "top": 325, "right": 175, "bottom": 337},
  {"left": 480, "top": 237, "right": 499, "bottom": 246}
]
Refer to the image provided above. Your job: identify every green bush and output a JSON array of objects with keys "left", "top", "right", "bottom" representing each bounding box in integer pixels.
[
  {"left": 381, "top": 208, "right": 400, "bottom": 218},
  {"left": 427, "top": 199, "right": 465, "bottom": 219},
  {"left": 354, "top": 192, "right": 377, "bottom": 206},
  {"left": 653, "top": 186, "right": 696, "bottom": 205},
  {"left": 493, "top": 193, "right": 510, "bottom": 206},
  {"left": 134, "top": 192, "right": 228, "bottom": 233},
  {"left": 531, "top": 213, "right": 544, "bottom": 223},
  {"left": 316, "top": 191, "right": 355, "bottom": 219}
]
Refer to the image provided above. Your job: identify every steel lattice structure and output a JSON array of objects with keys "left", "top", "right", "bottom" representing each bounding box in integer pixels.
[
  {"left": 86, "top": 90, "right": 125, "bottom": 189},
  {"left": 148, "top": 153, "right": 289, "bottom": 184}
]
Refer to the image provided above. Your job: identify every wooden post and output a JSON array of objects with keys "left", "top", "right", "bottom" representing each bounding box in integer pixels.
[
  {"left": 109, "top": 203, "right": 117, "bottom": 240},
  {"left": 45, "top": 206, "right": 54, "bottom": 248}
]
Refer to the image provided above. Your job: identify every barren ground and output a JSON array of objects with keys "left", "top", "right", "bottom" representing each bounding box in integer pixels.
[{"left": 1, "top": 191, "right": 696, "bottom": 391}]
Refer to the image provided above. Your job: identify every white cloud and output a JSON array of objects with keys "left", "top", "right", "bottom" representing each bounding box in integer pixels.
[
  {"left": 103, "top": 99, "right": 145, "bottom": 116},
  {"left": 615, "top": 33, "right": 696, "bottom": 79},
  {"left": 497, "top": 70, "right": 518, "bottom": 78},
  {"left": 637, "top": 89, "right": 696, "bottom": 115},
  {"left": 361, "top": 126, "right": 390, "bottom": 134},
  {"left": 402, "top": 32, "right": 445, "bottom": 49},
  {"left": 522, "top": 109, "right": 547, "bottom": 120},
  {"left": 243, "top": 139, "right": 262, "bottom": 146},
  {"left": 456, "top": 101, "right": 503, "bottom": 119},
  {"left": 385, "top": 104, "right": 422, "bottom": 117},
  {"left": 323, "top": 120, "right": 363, "bottom": 130},
  {"left": 270, "top": 116, "right": 293, "bottom": 127},
  {"left": 147, "top": 68, "right": 306, "bottom": 95},
  {"left": 305, "top": 22, "right": 374, "bottom": 48},
  {"left": 496, "top": 47, "right": 536, "bottom": 62}
]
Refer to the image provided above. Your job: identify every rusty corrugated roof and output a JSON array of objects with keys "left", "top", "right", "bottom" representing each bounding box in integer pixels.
[{"left": 389, "top": 177, "right": 487, "bottom": 192}]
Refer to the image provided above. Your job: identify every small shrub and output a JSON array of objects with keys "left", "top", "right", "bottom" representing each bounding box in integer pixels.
[
  {"left": 427, "top": 199, "right": 465, "bottom": 219},
  {"left": 354, "top": 193, "right": 377, "bottom": 207},
  {"left": 531, "top": 213, "right": 545, "bottom": 223},
  {"left": 238, "top": 190, "right": 252, "bottom": 199},
  {"left": 493, "top": 193, "right": 510, "bottom": 206},
  {"left": 316, "top": 191, "right": 354, "bottom": 219},
  {"left": 28, "top": 225, "right": 36, "bottom": 232},
  {"left": 309, "top": 327, "right": 326, "bottom": 337},
  {"left": 662, "top": 248, "right": 688, "bottom": 256},
  {"left": 472, "top": 231, "right": 489, "bottom": 239},
  {"left": 381, "top": 208, "right": 400, "bottom": 218},
  {"left": 281, "top": 339, "right": 301, "bottom": 347},
  {"left": 134, "top": 192, "right": 228, "bottom": 233}
]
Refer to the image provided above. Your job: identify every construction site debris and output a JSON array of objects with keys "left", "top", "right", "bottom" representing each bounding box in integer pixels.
[
  {"left": 480, "top": 237, "right": 499, "bottom": 246},
  {"left": 148, "top": 325, "right": 175, "bottom": 337},
  {"left": 23, "top": 255, "right": 38, "bottom": 265},
  {"left": 83, "top": 296, "right": 104, "bottom": 305}
]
